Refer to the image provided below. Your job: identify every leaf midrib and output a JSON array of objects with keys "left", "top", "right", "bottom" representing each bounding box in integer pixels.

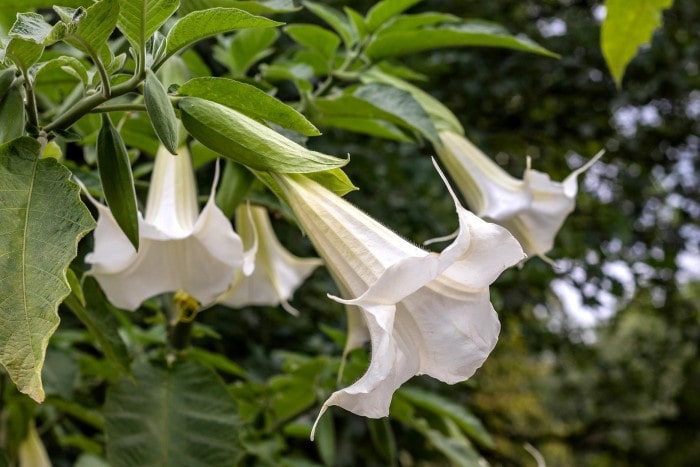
[{"left": 21, "top": 155, "right": 39, "bottom": 373}]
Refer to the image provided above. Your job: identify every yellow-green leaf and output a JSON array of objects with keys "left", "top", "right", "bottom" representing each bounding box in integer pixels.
[
  {"left": 601, "top": 0, "right": 674, "bottom": 87},
  {"left": 0, "top": 137, "right": 95, "bottom": 402}
]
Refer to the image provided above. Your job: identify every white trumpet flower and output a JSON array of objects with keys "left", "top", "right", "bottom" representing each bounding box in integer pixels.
[
  {"left": 436, "top": 131, "right": 603, "bottom": 261},
  {"left": 275, "top": 160, "right": 525, "bottom": 438},
  {"left": 218, "top": 205, "right": 323, "bottom": 315},
  {"left": 84, "top": 146, "right": 244, "bottom": 310}
]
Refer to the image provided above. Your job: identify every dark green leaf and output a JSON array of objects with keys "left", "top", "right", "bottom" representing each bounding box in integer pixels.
[
  {"left": 178, "top": 77, "right": 320, "bottom": 136},
  {"left": 224, "top": 27, "right": 279, "bottom": 76},
  {"left": 144, "top": 68, "right": 179, "bottom": 154},
  {"left": 0, "top": 69, "right": 16, "bottom": 103},
  {"left": 601, "top": 0, "right": 674, "bottom": 87},
  {"left": 0, "top": 85, "right": 26, "bottom": 144},
  {"left": 354, "top": 83, "right": 439, "bottom": 144},
  {"left": 104, "top": 360, "right": 243, "bottom": 467},
  {"left": 365, "top": 0, "right": 423, "bottom": 32},
  {"left": 397, "top": 386, "right": 494, "bottom": 448},
  {"left": 0, "top": 137, "right": 95, "bottom": 402},
  {"left": 63, "top": 277, "right": 130, "bottom": 374},
  {"left": 164, "top": 7, "right": 281, "bottom": 61},
  {"left": 366, "top": 20, "right": 559, "bottom": 60},
  {"left": 179, "top": 97, "right": 347, "bottom": 173},
  {"left": 314, "top": 409, "right": 335, "bottom": 466},
  {"left": 35, "top": 56, "right": 89, "bottom": 88},
  {"left": 96, "top": 114, "right": 139, "bottom": 249}
]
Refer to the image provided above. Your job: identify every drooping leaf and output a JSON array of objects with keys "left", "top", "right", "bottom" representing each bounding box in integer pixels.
[
  {"left": 601, "top": 0, "right": 674, "bottom": 87},
  {"left": 179, "top": 97, "right": 347, "bottom": 173},
  {"left": 366, "top": 20, "right": 559, "bottom": 60},
  {"left": 117, "top": 0, "right": 180, "bottom": 51},
  {"left": 302, "top": 1, "right": 354, "bottom": 47},
  {"left": 104, "top": 360, "right": 243, "bottom": 467},
  {"left": 178, "top": 77, "right": 320, "bottom": 136},
  {"left": 63, "top": 277, "right": 130, "bottom": 374},
  {"left": 96, "top": 114, "right": 139, "bottom": 249},
  {"left": 284, "top": 24, "right": 340, "bottom": 62},
  {"left": 178, "top": 0, "right": 299, "bottom": 16},
  {"left": 365, "top": 0, "right": 423, "bottom": 32},
  {"left": 164, "top": 7, "right": 281, "bottom": 61},
  {"left": 0, "top": 137, "right": 95, "bottom": 402},
  {"left": 144, "top": 68, "right": 179, "bottom": 154}
]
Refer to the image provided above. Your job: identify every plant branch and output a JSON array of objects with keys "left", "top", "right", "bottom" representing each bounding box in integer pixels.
[
  {"left": 92, "top": 103, "right": 147, "bottom": 113},
  {"left": 20, "top": 70, "right": 40, "bottom": 133}
]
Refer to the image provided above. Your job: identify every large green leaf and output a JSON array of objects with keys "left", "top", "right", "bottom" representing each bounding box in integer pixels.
[
  {"left": 164, "top": 7, "right": 281, "bottom": 61},
  {"left": 104, "top": 360, "right": 243, "bottom": 467},
  {"left": 117, "top": 0, "right": 179, "bottom": 51},
  {"left": 178, "top": 77, "right": 319, "bottom": 136},
  {"left": 0, "top": 137, "right": 95, "bottom": 402},
  {"left": 284, "top": 24, "right": 340, "bottom": 62},
  {"left": 601, "top": 0, "right": 674, "bottom": 87},
  {"left": 366, "top": 20, "right": 558, "bottom": 60}
]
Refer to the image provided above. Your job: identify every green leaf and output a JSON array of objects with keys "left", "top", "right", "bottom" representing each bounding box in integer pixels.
[
  {"left": 8, "top": 12, "right": 55, "bottom": 44},
  {"left": 144, "top": 68, "right": 179, "bottom": 154},
  {"left": 0, "top": 69, "right": 16, "bottom": 103},
  {"left": 302, "top": 1, "right": 354, "bottom": 47},
  {"left": 365, "top": 0, "right": 423, "bottom": 32},
  {"left": 178, "top": 77, "right": 320, "bottom": 136},
  {"left": 354, "top": 83, "right": 439, "bottom": 144},
  {"left": 601, "top": 0, "right": 674, "bottom": 87},
  {"left": 314, "top": 409, "right": 335, "bottom": 467},
  {"left": 104, "top": 360, "right": 243, "bottom": 467},
  {"left": 63, "top": 277, "right": 130, "bottom": 374},
  {"left": 224, "top": 27, "right": 279, "bottom": 76},
  {"left": 397, "top": 387, "right": 493, "bottom": 448},
  {"left": 164, "top": 7, "right": 281, "bottom": 61},
  {"left": 178, "top": 0, "right": 299, "bottom": 15},
  {"left": 96, "top": 114, "right": 140, "bottom": 249},
  {"left": 0, "top": 85, "right": 26, "bottom": 144},
  {"left": 179, "top": 97, "right": 347, "bottom": 173},
  {"left": 35, "top": 56, "right": 89, "bottom": 88},
  {"left": 344, "top": 7, "right": 367, "bottom": 43},
  {"left": 60, "top": 0, "right": 119, "bottom": 60},
  {"left": 117, "top": 0, "right": 179, "bottom": 51},
  {"left": 284, "top": 24, "right": 341, "bottom": 62},
  {"left": 304, "top": 168, "right": 357, "bottom": 196},
  {"left": 366, "top": 20, "right": 559, "bottom": 60},
  {"left": 363, "top": 67, "right": 464, "bottom": 134},
  {"left": 0, "top": 137, "right": 95, "bottom": 402},
  {"left": 3, "top": 37, "right": 44, "bottom": 71},
  {"left": 214, "top": 159, "right": 254, "bottom": 218}
]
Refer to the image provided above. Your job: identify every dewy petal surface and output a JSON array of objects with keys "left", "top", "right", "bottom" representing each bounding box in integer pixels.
[
  {"left": 436, "top": 130, "right": 602, "bottom": 259},
  {"left": 218, "top": 205, "right": 322, "bottom": 315},
  {"left": 85, "top": 147, "right": 244, "bottom": 310},
  {"left": 276, "top": 161, "right": 524, "bottom": 437}
]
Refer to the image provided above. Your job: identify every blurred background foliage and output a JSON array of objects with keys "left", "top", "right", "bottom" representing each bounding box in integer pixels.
[{"left": 1, "top": 0, "right": 698, "bottom": 465}]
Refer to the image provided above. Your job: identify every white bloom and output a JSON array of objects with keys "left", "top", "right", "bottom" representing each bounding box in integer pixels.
[
  {"left": 436, "top": 131, "right": 603, "bottom": 261},
  {"left": 84, "top": 146, "right": 244, "bottom": 310},
  {"left": 217, "top": 205, "right": 322, "bottom": 315},
  {"left": 275, "top": 160, "right": 524, "bottom": 438}
]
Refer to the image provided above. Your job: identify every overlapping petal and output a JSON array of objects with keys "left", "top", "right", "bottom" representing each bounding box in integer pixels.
[
  {"left": 436, "top": 131, "right": 603, "bottom": 260},
  {"left": 218, "top": 205, "right": 322, "bottom": 315},
  {"left": 275, "top": 160, "right": 524, "bottom": 437},
  {"left": 84, "top": 146, "right": 244, "bottom": 310}
]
